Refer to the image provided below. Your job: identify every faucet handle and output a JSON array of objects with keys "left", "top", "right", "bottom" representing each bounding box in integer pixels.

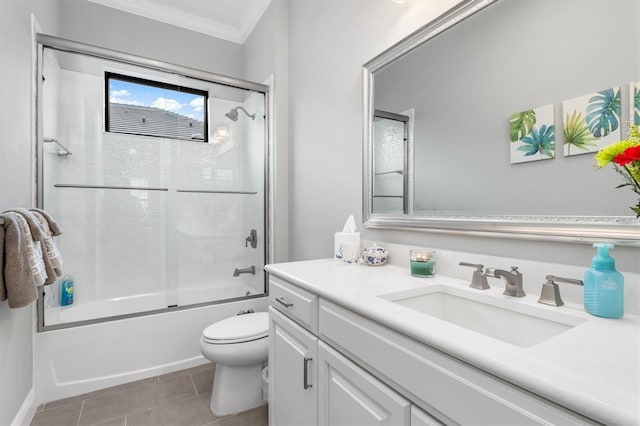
[
  {"left": 459, "top": 262, "right": 483, "bottom": 271},
  {"left": 538, "top": 275, "right": 584, "bottom": 307},
  {"left": 459, "top": 262, "right": 490, "bottom": 290},
  {"left": 510, "top": 266, "right": 521, "bottom": 274}
]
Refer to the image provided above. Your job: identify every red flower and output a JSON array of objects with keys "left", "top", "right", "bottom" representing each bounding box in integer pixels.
[{"left": 613, "top": 145, "right": 640, "bottom": 166}]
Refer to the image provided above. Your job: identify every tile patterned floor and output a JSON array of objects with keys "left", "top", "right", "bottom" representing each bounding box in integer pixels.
[{"left": 30, "top": 364, "right": 268, "bottom": 426}]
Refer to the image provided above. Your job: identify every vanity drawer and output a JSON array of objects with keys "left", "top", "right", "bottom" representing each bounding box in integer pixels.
[
  {"left": 319, "top": 300, "right": 596, "bottom": 426},
  {"left": 269, "top": 276, "right": 318, "bottom": 333}
]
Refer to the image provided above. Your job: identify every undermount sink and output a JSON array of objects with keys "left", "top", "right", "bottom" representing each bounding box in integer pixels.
[{"left": 380, "top": 284, "right": 585, "bottom": 347}]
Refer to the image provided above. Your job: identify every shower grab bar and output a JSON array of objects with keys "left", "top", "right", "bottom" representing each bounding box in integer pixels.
[
  {"left": 54, "top": 184, "right": 169, "bottom": 191},
  {"left": 176, "top": 189, "right": 258, "bottom": 195}
]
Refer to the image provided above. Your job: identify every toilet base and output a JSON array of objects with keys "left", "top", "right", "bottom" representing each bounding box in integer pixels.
[{"left": 210, "top": 362, "right": 266, "bottom": 416}]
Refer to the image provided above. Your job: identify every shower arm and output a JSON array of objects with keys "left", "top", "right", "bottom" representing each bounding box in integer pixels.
[{"left": 235, "top": 106, "right": 256, "bottom": 120}]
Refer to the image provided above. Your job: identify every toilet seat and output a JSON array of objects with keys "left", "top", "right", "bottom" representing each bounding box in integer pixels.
[{"left": 202, "top": 312, "right": 268, "bottom": 344}]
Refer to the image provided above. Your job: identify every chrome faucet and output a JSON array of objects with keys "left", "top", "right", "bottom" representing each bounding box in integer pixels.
[
  {"left": 485, "top": 266, "right": 526, "bottom": 297},
  {"left": 233, "top": 265, "right": 256, "bottom": 277}
]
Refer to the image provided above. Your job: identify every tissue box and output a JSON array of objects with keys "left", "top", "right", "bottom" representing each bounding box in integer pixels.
[{"left": 334, "top": 232, "right": 360, "bottom": 259}]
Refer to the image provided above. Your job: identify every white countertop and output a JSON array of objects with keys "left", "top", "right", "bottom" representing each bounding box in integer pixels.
[{"left": 265, "top": 259, "right": 640, "bottom": 425}]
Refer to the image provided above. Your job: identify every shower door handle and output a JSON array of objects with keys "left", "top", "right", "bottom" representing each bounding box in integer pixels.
[{"left": 303, "top": 357, "right": 313, "bottom": 389}]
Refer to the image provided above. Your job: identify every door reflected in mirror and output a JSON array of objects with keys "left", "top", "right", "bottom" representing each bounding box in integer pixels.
[{"left": 372, "top": 110, "right": 413, "bottom": 214}]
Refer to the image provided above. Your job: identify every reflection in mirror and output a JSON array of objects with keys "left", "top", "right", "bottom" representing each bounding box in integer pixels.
[
  {"left": 363, "top": 0, "right": 640, "bottom": 243},
  {"left": 372, "top": 110, "right": 412, "bottom": 214}
]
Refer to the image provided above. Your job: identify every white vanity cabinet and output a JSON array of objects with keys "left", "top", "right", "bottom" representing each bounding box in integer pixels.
[
  {"left": 268, "top": 274, "right": 596, "bottom": 426},
  {"left": 269, "top": 276, "right": 441, "bottom": 426},
  {"left": 269, "top": 306, "right": 318, "bottom": 426},
  {"left": 318, "top": 341, "right": 413, "bottom": 425}
]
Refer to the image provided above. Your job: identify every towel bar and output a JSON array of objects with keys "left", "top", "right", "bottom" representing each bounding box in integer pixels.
[
  {"left": 54, "top": 184, "right": 169, "bottom": 191},
  {"left": 176, "top": 189, "right": 258, "bottom": 195}
]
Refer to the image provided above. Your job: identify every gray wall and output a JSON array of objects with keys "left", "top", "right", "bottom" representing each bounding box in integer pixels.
[
  {"left": 288, "top": 0, "right": 460, "bottom": 260},
  {"left": 0, "top": 2, "right": 60, "bottom": 423}
]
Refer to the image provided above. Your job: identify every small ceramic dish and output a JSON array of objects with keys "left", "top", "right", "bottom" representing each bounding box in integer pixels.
[{"left": 362, "top": 246, "right": 388, "bottom": 266}]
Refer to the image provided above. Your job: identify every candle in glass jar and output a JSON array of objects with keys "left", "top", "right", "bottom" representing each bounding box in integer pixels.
[{"left": 410, "top": 249, "right": 436, "bottom": 277}]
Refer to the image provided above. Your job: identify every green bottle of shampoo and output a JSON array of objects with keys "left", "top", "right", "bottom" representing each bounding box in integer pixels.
[{"left": 583, "top": 243, "right": 623, "bottom": 319}]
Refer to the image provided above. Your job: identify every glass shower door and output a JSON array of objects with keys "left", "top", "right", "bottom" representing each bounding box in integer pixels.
[
  {"left": 39, "top": 45, "right": 267, "bottom": 328},
  {"left": 172, "top": 88, "right": 266, "bottom": 306}
]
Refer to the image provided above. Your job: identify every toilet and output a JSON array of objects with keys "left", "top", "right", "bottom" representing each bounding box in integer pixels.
[{"left": 200, "top": 312, "right": 269, "bottom": 416}]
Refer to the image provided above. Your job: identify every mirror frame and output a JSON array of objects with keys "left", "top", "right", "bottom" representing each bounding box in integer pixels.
[{"left": 362, "top": 0, "right": 640, "bottom": 246}]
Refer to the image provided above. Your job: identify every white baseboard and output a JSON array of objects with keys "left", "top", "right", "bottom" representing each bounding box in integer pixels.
[{"left": 11, "top": 388, "right": 36, "bottom": 426}]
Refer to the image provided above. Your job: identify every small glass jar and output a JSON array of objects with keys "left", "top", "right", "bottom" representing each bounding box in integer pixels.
[
  {"left": 409, "top": 249, "right": 436, "bottom": 277},
  {"left": 340, "top": 241, "right": 360, "bottom": 265}
]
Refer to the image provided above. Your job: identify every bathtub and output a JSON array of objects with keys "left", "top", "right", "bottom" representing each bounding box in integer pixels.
[{"left": 36, "top": 291, "right": 268, "bottom": 404}]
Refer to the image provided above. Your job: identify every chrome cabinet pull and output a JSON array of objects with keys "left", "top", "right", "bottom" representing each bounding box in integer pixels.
[
  {"left": 275, "top": 296, "right": 293, "bottom": 308},
  {"left": 303, "top": 357, "right": 313, "bottom": 389}
]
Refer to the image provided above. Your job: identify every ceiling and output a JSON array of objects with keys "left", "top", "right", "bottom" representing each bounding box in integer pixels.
[{"left": 87, "top": 0, "right": 272, "bottom": 44}]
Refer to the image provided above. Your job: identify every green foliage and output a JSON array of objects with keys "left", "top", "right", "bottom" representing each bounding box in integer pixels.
[
  {"left": 518, "top": 125, "right": 555, "bottom": 157},
  {"left": 586, "top": 88, "right": 620, "bottom": 137},
  {"left": 509, "top": 110, "right": 536, "bottom": 142},
  {"left": 595, "top": 123, "right": 640, "bottom": 218},
  {"left": 564, "top": 111, "right": 596, "bottom": 155}
]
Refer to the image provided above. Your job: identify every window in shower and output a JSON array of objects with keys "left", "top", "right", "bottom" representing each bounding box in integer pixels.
[
  {"left": 105, "top": 72, "right": 209, "bottom": 142},
  {"left": 38, "top": 43, "right": 268, "bottom": 330}
]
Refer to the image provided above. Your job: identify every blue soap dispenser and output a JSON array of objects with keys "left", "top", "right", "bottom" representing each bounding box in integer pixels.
[{"left": 583, "top": 243, "right": 623, "bottom": 318}]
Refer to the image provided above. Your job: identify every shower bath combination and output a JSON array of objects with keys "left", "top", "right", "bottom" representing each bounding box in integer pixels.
[{"left": 37, "top": 36, "right": 269, "bottom": 330}]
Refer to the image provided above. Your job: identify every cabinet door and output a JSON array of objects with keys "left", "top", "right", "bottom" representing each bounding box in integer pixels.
[
  {"left": 318, "top": 341, "right": 410, "bottom": 426},
  {"left": 411, "top": 406, "right": 443, "bottom": 426},
  {"left": 269, "top": 306, "right": 318, "bottom": 426}
]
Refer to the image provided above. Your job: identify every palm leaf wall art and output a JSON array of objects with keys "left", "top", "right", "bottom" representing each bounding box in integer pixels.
[
  {"left": 562, "top": 87, "right": 621, "bottom": 156},
  {"left": 509, "top": 104, "right": 555, "bottom": 164},
  {"left": 563, "top": 111, "right": 596, "bottom": 155}
]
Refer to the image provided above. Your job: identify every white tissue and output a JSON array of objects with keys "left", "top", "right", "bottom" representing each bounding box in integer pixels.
[
  {"left": 342, "top": 214, "right": 357, "bottom": 233},
  {"left": 334, "top": 215, "right": 360, "bottom": 259}
]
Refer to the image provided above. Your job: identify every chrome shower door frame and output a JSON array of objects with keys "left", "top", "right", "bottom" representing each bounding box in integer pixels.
[{"left": 35, "top": 34, "right": 272, "bottom": 331}]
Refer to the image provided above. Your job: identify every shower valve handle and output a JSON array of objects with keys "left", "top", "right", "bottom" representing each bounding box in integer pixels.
[{"left": 245, "top": 229, "right": 257, "bottom": 248}]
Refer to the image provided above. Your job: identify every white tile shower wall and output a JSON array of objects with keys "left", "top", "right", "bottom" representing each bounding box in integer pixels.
[
  {"left": 41, "top": 54, "right": 266, "bottom": 323},
  {"left": 367, "top": 240, "right": 640, "bottom": 316}
]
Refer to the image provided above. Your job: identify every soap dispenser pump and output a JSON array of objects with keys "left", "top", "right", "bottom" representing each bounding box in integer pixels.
[{"left": 583, "top": 243, "right": 623, "bottom": 318}]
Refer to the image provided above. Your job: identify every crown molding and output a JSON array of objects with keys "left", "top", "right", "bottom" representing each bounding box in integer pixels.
[{"left": 88, "top": 0, "right": 270, "bottom": 44}]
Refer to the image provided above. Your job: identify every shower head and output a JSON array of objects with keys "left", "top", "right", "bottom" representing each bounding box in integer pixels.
[{"left": 225, "top": 106, "right": 256, "bottom": 121}]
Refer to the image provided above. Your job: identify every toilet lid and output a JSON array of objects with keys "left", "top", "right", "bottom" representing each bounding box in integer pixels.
[{"left": 202, "top": 312, "right": 269, "bottom": 343}]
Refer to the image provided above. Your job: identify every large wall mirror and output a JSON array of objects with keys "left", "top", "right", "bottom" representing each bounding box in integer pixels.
[{"left": 363, "top": 0, "right": 640, "bottom": 244}]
